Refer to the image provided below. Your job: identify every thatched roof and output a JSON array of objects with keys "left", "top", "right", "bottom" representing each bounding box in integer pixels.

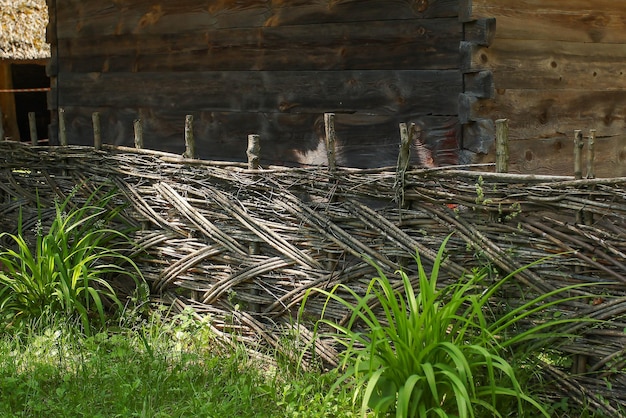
[{"left": 0, "top": 0, "right": 50, "bottom": 60}]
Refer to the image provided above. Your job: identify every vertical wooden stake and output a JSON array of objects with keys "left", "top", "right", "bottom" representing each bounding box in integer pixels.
[
  {"left": 58, "top": 108, "right": 67, "bottom": 146},
  {"left": 495, "top": 119, "right": 509, "bottom": 173},
  {"left": 28, "top": 112, "right": 38, "bottom": 145},
  {"left": 573, "top": 130, "right": 584, "bottom": 180},
  {"left": 396, "top": 122, "right": 413, "bottom": 210},
  {"left": 324, "top": 113, "right": 339, "bottom": 272},
  {"left": 396, "top": 122, "right": 414, "bottom": 270},
  {"left": 133, "top": 119, "right": 143, "bottom": 149},
  {"left": 0, "top": 107, "right": 5, "bottom": 140},
  {"left": 247, "top": 134, "right": 261, "bottom": 313},
  {"left": 324, "top": 113, "right": 337, "bottom": 171},
  {"left": 586, "top": 129, "right": 595, "bottom": 180},
  {"left": 574, "top": 129, "right": 584, "bottom": 224},
  {"left": 184, "top": 115, "right": 195, "bottom": 158},
  {"left": 584, "top": 130, "right": 596, "bottom": 226},
  {"left": 247, "top": 134, "right": 260, "bottom": 170},
  {"left": 92, "top": 112, "right": 101, "bottom": 150}
]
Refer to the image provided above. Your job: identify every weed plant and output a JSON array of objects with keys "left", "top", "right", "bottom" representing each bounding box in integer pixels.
[
  {"left": 0, "top": 187, "right": 145, "bottom": 334},
  {"left": 302, "top": 236, "right": 598, "bottom": 417}
]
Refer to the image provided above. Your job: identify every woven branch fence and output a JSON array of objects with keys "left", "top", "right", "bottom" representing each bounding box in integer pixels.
[{"left": 1, "top": 139, "right": 626, "bottom": 415}]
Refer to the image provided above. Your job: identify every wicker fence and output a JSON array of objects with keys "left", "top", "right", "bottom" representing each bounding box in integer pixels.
[{"left": 1, "top": 139, "right": 625, "bottom": 414}]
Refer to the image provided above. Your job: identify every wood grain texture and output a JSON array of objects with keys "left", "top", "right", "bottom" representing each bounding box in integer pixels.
[
  {"left": 49, "top": 0, "right": 466, "bottom": 167},
  {"left": 470, "top": 0, "right": 626, "bottom": 43},
  {"left": 470, "top": 38, "right": 626, "bottom": 90},
  {"left": 56, "top": 0, "right": 460, "bottom": 39},
  {"left": 57, "top": 18, "right": 462, "bottom": 72},
  {"left": 56, "top": 70, "right": 461, "bottom": 116},
  {"left": 470, "top": 89, "right": 626, "bottom": 141},
  {"left": 475, "top": 134, "right": 626, "bottom": 177}
]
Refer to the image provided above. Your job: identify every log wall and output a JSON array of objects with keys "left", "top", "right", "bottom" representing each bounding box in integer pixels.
[
  {"left": 463, "top": 0, "right": 626, "bottom": 176},
  {"left": 47, "top": 0, "right": 498, "bottom": 168}
]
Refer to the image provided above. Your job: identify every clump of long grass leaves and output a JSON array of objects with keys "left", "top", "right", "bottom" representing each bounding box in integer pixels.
[
  {"left": 301, "top": 235, "right": 598, "bottom": 417},
  {"left": 0, "top": 186, "right": 146, "bottom": 335}
]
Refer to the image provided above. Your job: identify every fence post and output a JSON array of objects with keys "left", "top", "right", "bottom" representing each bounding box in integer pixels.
[
  {"left": 495, "top": 119, "right": 509, "bottom": 174},
  {"left": 584, "top": 130, "right": 596, "bottom": 226},
  {"left": 324, "top": 113, "right": 339, "bottom": 271},
  {"left": 92, "top": 112, "right": 101, "bottom": 150},
  {"left": 184, "top": 115, "right": 195, "bottom": 158},
  {"left": 573, "top": 130, "right": 584, "bottom": 180},
  {"left": 395, "top": 122, "right": 413, "bottom": 210},
  {"left": 574, "top": 130, "right": 584, "bottom": 224},
  {"left": 28, "top": 112, "right": 38, "bottom": 145},
  {"left": 396, "top": 122, "right": 414, "bottom": 270},
  {"left": 324, "top": 113, "right": 337, "bottom": 172},
  {"left": 58, "top": 108, "right": 67, "bottom": 146},
  {"left": 586, "top": 129, "right": 595, "bottom": 180},
  {"left": 247, "top": 134, "right": 261, "bottom": 313},
  {"left": 133, "top": 119, "right": 143, "bottom": 149}
]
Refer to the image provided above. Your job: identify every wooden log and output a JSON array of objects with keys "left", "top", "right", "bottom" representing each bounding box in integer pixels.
[
  {"left": 324, "top": 113, "right": 337, "bottom": 171},
  {"left": 495, "top": 119, "right": 509, "bottom": 173},
  {"left": 584, "top": 129, "right": 596, "bottom": 225},
  {"left": 464, "top": 70, "right": 494, "bottom": 99},
  {"left": 574, "top": 130, "right": 584, "bottom": 180},
  {"left": 247, "top": 134, "right": 261, "bottom": 170},
  {"left": 459, "top": 0, "right": 473, "bottom": 22},
  {"left": 246, "top": 133, "right": 261, "bottom": 313},
  {"left": 463, "top": 89, "right": 626, "bottom": 141},
  {"left": 396, "top": 122, "right": 413, "bottom": 209},
  {"left": 92, "top": 111, "right": 101, "bottom": 150},
  {"left": 134, "top": 119, "right": 143, "bottom": 149},
  {"left": 464, "top": 18, "right": 496, "bottom": 47},
  {"left": 574, "top": 129, "right": 584, "bottom": 224},
  {"left": 58, "top": 18, "right": 463, "bottom": 73},
  {"left": 28, "top": 113, "right": 38, "bottom": 146},
  {"left": 469, "top": 0, "right": 626, "bottom": 44},
  {"left": 56, "top": 0, "right": 461, "bottom": 39},
  {"left": 0, "top": 107, "right": 3, "bottom": 140},
  {"left": 57, "top": 70, "right": 461, "bottom": 117},
  {"left": 184, "top": 115, "right": 195, "bottom": 159},
  {"left": 472, "top": 38, "right": 626, "bottom": 90},
  {"left": 58, "top": 108, "right": 67, "bottom": 146},
  {"left": 587, "top": 129, "right": 596, "bottom": 180}
]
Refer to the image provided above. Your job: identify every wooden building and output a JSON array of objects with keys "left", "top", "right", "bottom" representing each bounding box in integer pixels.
[
  {"left": 46, "top": 0, "right": 495, "bottom": 168},
  {"left": 465, "top": 0, "right": 626, "bottom": 177},
  {"left": 0, "top": 0, "right": 50, "bottom": 142},
  {"left": 46, "top": 1, "right": 625, "bottom": 174}
]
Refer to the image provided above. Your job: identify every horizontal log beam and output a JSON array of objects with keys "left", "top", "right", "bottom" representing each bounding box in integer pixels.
[
  {"left": 55, "top": 70, "right": 461, "bottom": 116},
  {"left": 57, "top": 18, "right": 463, "bottom": 72},
  {"left": 57, "top": 0, "right": 460, "bottom": 39}
]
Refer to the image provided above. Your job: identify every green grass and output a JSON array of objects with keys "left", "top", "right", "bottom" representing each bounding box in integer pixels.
[{"left": 0, "top": 309, "right": 358, "bottom": 418}]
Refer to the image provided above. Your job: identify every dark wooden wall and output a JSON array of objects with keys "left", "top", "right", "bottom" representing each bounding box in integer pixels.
[
  {"left": 46, "top": 0, "right": 494, "bottom": 168},
  {"left": 464, "top": 0, "right": 626, "bottom": 177}
]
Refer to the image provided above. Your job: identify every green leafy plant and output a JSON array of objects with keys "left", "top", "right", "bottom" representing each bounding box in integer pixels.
[
  {"left": 302, "top": 236, "right": 596, "bottom": 417},
  {"left": 0, "top": 187, "right": 145, "bottom": 334}
]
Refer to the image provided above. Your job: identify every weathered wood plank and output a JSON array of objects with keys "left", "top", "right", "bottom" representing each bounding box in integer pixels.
[
  {"left": 56, "top": 0, "right": 460, "bottom": 39},
  {"left": 57, "top": 70, "right": 461, "bottom": 116},
  {"left": 57, "top": 18, "right": 462, "bottom": 72},
  {"left": 470, "top": 0, "right": 626, "bottom": 43},
  {"left": 475, "top": 134, "right": 626, "bottom": 177},
  {"left": 467, "top": 89, "right": 626, "bottom": 140},
  {"left": 468, "top": 39, "right": 626, "bottom": 90},
  {"left": 56, "top": 106, "right": 460, "bottom": 168}
]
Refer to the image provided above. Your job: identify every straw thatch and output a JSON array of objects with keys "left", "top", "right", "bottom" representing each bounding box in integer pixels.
[
  {"left": 1, "top": 141, "right": 625, "bottom": 415},
  {"left": 0, "top": 0, "right": 49, "bottom": 60}
]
